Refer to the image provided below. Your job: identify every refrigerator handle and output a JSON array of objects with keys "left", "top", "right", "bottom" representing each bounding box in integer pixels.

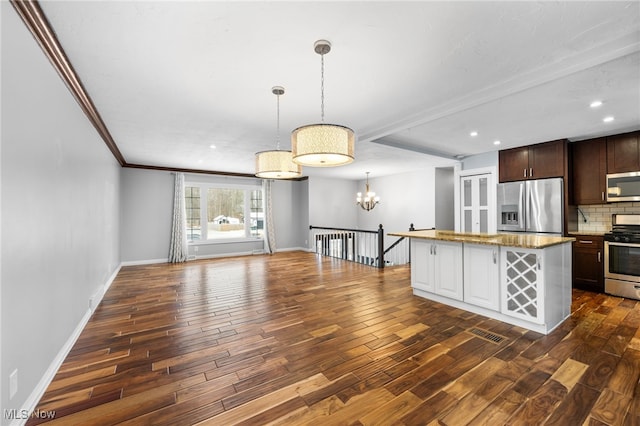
[{"left": 519, "top": 183, "right": 525, "bottom": 229}]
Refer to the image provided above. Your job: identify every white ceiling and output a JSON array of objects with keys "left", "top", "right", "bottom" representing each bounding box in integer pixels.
[{"left": 38, "top": 1, "right": 640, "bottom": 180}]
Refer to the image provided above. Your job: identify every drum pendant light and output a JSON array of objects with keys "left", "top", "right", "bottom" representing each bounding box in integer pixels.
[
  {"left": 292, "top": 40, "right": 355, "bottom": 167},
  {"left": 255, "top": 86, "right": 302, "bottom": 179}
]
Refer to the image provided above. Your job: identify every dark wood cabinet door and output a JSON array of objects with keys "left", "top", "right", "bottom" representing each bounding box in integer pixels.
[
  {"left": 573, "top": 236, "right": 604, "bottom": 293},
  {"left": 529, "top": 139, "right": 565, "bottom": 179},
  {"left": 572, "top": 138, "right": 607, "bottom": 204},
  {"left": 499, "top": 147, "right": 529, "bottom": 182},
  {"left": 607, "top": 131, "right": 640, "bottom": 173}
]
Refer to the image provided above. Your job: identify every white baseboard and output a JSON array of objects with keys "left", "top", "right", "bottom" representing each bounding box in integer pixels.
[
  {"left": 120, "top": 258, "right": 169, "bottom": 266},
  {"left": 10, "top": 263, "right": 122, "bottom": 426},
  {"left": 276, "top": 246, "right": 311, "bottom": 253},
  {"left": 194, "top": 251, "right": 255, "bottom": 260}
]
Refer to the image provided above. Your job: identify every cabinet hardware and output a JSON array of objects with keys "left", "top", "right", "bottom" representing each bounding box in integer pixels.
[
  {"left": 537, "top": 256, "right": 542, "bottom": 270},
  {"left": 429, "top": 245, "right": 433, "bottom": 255},
  {"left": 530, "top": 167, "right": 533, "bottom": 177},
  {"left": 602, "top": 192, "right": 605, "bottom": 201},
  {"left": 598, "top": 251, "right": 601, "bottom": 262},
  {"left": 579, "top": 240, "right": 593, "bottom": 244},
  {"left": 523, "top": 169, "right": 527, "bottom": 178},
  {"left": 433, "top": 245, "right": 437, "bottom": 256},
  {"left": 492, "top": 251, "right": 497, "bottom": 264}
]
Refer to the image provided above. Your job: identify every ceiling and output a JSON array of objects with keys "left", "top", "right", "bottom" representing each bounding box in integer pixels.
[{"left": 36, "top": 1, "right": 640, "bottom": 180}]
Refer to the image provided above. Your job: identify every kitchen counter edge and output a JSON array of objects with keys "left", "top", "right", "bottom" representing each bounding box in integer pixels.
[{"left": 389, "top": 230, "right": 575, "bottom": 249}]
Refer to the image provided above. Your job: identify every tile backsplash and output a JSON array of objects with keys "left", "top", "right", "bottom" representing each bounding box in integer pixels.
[{"left": 577, "top": 202, "right": 640, "bottom": 233}]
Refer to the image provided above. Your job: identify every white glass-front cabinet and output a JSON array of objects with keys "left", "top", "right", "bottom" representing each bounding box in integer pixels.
[
  {"left": 460, "top": 173, "right": 493, "bottom": 234},
  {"left": 411, "top": 239, "right": 463, "bottom": 301},
  {"left": 463, "top": 244, "right": 500, "bottom": 310}
]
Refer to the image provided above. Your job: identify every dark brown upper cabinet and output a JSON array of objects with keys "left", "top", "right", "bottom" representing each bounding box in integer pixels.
[
  {"left": 571, "top": 138, "right": 607, "bottom": 205},
  {"left": 499, "top": 139, "right": 566, "bottom": 183},
  {"left": 607, "top": 131, "right": 640, "bottom": 174}
]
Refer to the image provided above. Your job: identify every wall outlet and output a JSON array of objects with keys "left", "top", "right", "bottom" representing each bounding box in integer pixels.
[{"left": 9, "top": 369, "right": 18, "bottom": 399}]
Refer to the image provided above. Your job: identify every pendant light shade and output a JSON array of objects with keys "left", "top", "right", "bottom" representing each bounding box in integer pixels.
[
  {"left": 255, "top": 149, "right": 302, "bottom": 179},
  {"left": 255, "top": 86, "right": 302, "bottom": 179},
  {"left": 292, "top": 40, "right": 355, "bottom": 167},
  {"left": 291, "top": 123, "right": 355, "bottom": 167}
]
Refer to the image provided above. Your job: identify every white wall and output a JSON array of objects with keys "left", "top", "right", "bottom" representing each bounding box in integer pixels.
[
  {"left": 435, "top": 167, "right": 455, "bottom": 230},
  {"left": 1, "top": 3, "right": 121, "bottom": 419},
  {"left": 120, "top": 168, "right": 174, "bottom": 262},
  {"left": 271, "top": 179, "right": 308, "bottom": 250},
  {"left": 357, "top": 169, "right": 438, "bottom": 246},
  {"left": 308, "top": 176, "right": 358, "bottom": 230},
  {"left": 462, "top": 151, "right": 498, "bottom": 170}
]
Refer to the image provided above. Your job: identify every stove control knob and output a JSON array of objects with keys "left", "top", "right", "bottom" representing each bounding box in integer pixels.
[
  {"left": 623, "top": 236, "right": 631, "bottom": 243},
  {"left": 614, "top": 235, "right": 621, "bottom": 242}
]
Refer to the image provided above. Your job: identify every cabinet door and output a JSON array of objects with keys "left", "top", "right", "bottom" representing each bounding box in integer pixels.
[
  {"left": 434, "top": 241, "right": 463, "bottom": 300},
  {"left": 573, "top": 236, "right": 604, "bottom": 293},
  {"left": 572, "top": 138, "right": 607, "bottom": 204},
  {"left": 499, "top": 147, "right": 529, "bottom": 182},
  {"left": 501, "top": 248, "right": 544, "bottom": 324},
  {"left": 607, "top": 132, "right": 640, "bottom": 174},
  {"left": 464, "top": 244, "right": 500, "bottom": 310},
  {"left": 529, "top": 140, "right": 566, "bottom": 179},
  {"left": 411, "top": 239, "right": 434, "bottom": 292},
  {"left": 461, "top": 174, "right": 493, "bottom": 234}
]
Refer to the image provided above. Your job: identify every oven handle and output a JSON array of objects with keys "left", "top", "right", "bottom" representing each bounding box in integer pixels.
[{"left": 605, "top": 241, "right": 640, "bottom": 248}]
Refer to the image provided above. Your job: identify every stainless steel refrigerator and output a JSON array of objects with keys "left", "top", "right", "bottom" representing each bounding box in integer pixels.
[{"left": 497, "top": 178, "right": 563, "bottom": 235}]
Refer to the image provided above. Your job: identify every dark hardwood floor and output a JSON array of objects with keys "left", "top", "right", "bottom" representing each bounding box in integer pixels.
[{"left": 27, "top": 251, "right": 639, "bottom": 425}]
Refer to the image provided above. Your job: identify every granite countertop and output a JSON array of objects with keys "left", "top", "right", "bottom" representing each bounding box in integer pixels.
[{"left": 388, "top": 230, "right": 575, "bottom": 249}]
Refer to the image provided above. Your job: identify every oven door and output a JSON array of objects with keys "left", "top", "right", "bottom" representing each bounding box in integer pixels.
[{"left": 605, "top": 241, "right": 640, "bottom": 283}]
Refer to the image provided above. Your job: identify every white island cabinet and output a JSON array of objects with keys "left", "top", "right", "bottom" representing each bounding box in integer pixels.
[
  {"left": 396, "top": 230, "right": 574, "bottom": 334},
  {"left": 411, "top": 240, "right": 463, "bottom": 300},
  {"left": 464, "top": 243, "right": 500, "bottom": 311}
]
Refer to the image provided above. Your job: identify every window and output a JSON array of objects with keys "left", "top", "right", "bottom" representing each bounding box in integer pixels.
[
  {"left": 185, "top": 183, "right": 264, "bottom": 242},
  {"left": 185, "top": 186, "right": 201, "bottom": 241}
]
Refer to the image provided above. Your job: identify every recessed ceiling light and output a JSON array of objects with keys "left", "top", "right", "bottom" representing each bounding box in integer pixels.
[
  {"left": 209, "top": 144, "right": 217, "bottom": 149},
  {"left": 493, "top": 140, "right": 501, "bottom": 145},
  {"left": 590, "top": 100, "right": 603, "bottom": 108},
  {"left": 470, "top": 131, "right": 478, "bottom": 137},
  {"left": 603, "top": 116, "right": 614, "bottom": 123}
]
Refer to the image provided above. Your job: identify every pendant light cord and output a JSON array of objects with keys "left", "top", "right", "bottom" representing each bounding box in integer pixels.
[
  {"left": 320, "top": 53, "right": 325, "bottom": 123},
  {"left": 276, "top": 91, "right": 281, "bottom": 150}
]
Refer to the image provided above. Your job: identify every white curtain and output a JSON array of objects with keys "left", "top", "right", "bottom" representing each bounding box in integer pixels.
[
  {"left": 263, "top": 179, "right": 276, "bottom": 254},
  {"left": 169, "top": 172, "right": 188, "bottom": 263}
]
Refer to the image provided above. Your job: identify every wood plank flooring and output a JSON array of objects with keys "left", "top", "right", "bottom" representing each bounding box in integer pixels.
[{"left": 27, "top": 251, "right": 640, "bottom": 425}]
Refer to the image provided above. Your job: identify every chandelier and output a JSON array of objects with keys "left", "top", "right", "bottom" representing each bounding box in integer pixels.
[
  {"left": 356, "top": 172, "right": 380, "bottom": 211},
  {"left": 255, "top": 86, "right": 302, "bottom": 179},
  {"left": 292, "top": 40, "right": 355, "bottom": 167}
]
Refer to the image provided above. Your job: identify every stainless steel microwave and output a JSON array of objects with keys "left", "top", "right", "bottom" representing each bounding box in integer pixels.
[{"left": 607, "top": 171, "right": 640, "bottom": 202}]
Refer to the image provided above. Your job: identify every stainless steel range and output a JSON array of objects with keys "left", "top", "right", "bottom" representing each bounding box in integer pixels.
[{"left": 604, "top": 214, "right": 640, "bottom": 300}]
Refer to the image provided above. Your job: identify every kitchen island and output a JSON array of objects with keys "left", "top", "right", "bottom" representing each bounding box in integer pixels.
[{"left": 389, "top": 230, "right": 575, "bottom": 334}]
